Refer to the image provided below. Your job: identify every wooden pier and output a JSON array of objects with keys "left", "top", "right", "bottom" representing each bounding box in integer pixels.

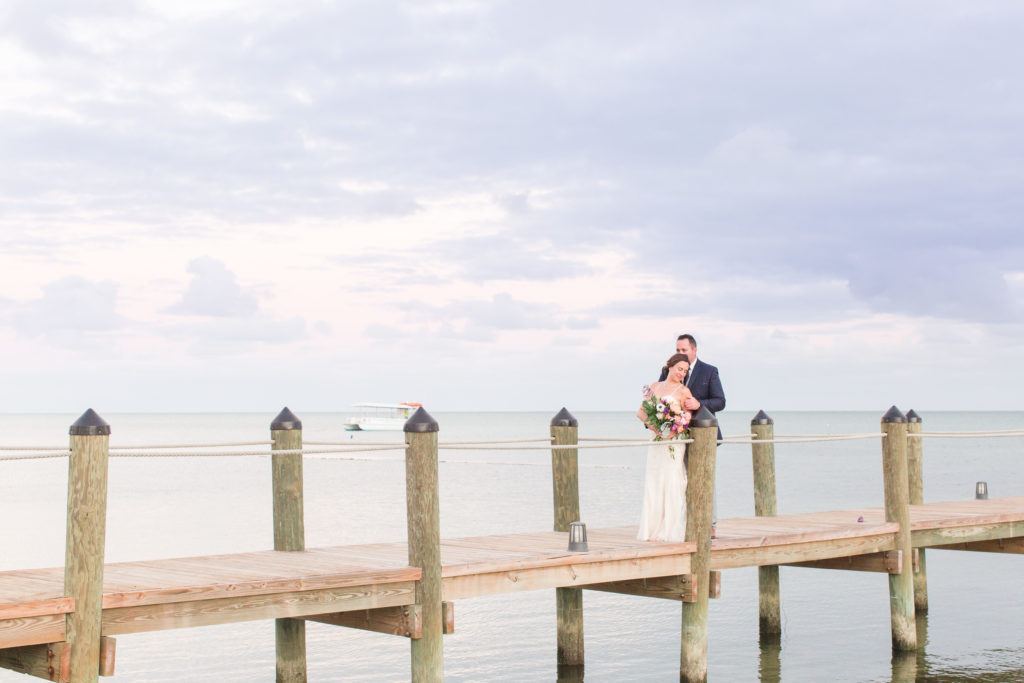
[{"left": 1, "top": 407, "right": 1023, "bottom": 681}]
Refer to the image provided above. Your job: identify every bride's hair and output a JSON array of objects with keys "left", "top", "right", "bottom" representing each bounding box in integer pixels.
[{"left": 662, "top": 353, "right": 690, "bottom": 376}]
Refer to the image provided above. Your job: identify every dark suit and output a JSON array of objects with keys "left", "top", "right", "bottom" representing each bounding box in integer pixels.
[{"left": 658, "top": 358, "right": 726, "bottom": 440}]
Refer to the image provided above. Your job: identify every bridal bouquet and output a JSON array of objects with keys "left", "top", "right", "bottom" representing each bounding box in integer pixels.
[{"left": 640, "top": 385, "right": 691, "bottom": 444}]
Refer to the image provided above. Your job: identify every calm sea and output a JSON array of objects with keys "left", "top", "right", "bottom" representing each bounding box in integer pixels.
[{"left": 2, "top": 410, "right": 1023, "bottom": 682}]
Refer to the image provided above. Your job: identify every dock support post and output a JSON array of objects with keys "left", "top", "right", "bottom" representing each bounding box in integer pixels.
[
  {"left": 881, "top": 406, "right": 917, "bottom": 651},
  {"left": 905, "top": 409, "right": 928, "bottom": 613},
  {"left": 271, "top": 408, "right": 306, "bottom": 682},
  {"left": 751, "top": 410, "right": 781, "bottom": 640},
  {"left": 550, "top": 408, "right": 583, "bottom": 675},
  {"left": 681, "top": 407, "right": 718, "bottom": 683},
  {"left": 66, "top": 409, "right": 111, "bottom": 683},
  {"left": 405, "top": 408, "right": 443, "bottom": 682}
]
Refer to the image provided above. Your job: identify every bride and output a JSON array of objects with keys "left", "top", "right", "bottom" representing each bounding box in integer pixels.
[{"left": 636, "top": 353, "right": 693, "bottom": 542}]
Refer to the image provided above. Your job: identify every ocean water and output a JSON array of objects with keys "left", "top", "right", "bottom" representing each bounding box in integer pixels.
[{"left": 2, "top": 410, "right": 1023, "bottom": 682}]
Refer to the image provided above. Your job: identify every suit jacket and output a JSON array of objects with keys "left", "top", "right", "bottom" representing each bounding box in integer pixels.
[{"left": 658, "top": 358, "right": 726, "bottom": 438}]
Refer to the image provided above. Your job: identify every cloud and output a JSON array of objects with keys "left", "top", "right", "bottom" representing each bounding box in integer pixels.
[
  {"left": 428, "top": 233, "right": 592, "bottom": 282},
  {"left": 8, "top": 276, "right": 122, "bottom": 337},
  {"left": 167, "top": 257, "right": 259, "bottom": 318},
  {"left": 398, "top": 292, "right": 563, "bottom": 341},
  {"left": 162, "top": 257, "right": 307, "bottom": 351}
]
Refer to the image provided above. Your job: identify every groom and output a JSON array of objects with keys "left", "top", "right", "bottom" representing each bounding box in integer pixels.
[{"left": 658, "top": 334, "right": 726, "bottom": 440}]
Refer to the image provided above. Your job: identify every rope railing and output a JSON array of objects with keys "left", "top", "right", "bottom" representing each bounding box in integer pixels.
[
  {"left": 108, "top": 445, "right": 406, "bottom": 458},
  {"left": 0, "top": 450, "right": 71, "bottom": 461},
  {"left": 910, "top": 431, "right": 1024, "bottom": 439},
  {"left": 110, "top": 441, "right": 272, "bottom": 449},
  {"left": 4, "top": 427, "right": 1023, "bottom": 462},
  {"left": 440, "top": 439, "right": 694, "bottom": 450}
]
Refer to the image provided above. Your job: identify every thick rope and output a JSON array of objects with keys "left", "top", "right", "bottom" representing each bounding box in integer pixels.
[
  {"left": 909, "top": 432, "right": 1024, "bottom": 439},
  {"left": 0, "top": 451, "right": 70, "bottom": 461},
  {"left": 110, "top": 441, "right": 271, "bottom": 449},
  {"left": 439, "top": 439, "right": 694, "bottom": 450},
  {"left": 303, "top": 441, "right": 407, "bottom": 447},
  {"left": 108, "top": 445, "right": 405, "bottom": 458}
]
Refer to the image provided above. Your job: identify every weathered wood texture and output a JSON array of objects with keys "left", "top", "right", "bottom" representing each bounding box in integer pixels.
[
  {"left": 906, "top": 418, "right": 928, "bottom": 612},
  {"left": 272, "top": 424, "right": 306, "bottom": 683},
  {"left": 551, "top": 419, "right": 583, "bottom": 668},
  {"left": 786, "top": 550, "right": 901, "bottom": 573},
  {"left": 307, "top": 604, "right": 423, "bottom": 638},
  {"left": 97, "top": 637, "right": 115, "bottom": 677},
  {"left": 709, "top": 571, "right": 722, "bottom": 600},
  {"left": 102, "top": 582, "right": 417, "bottom": 635},
  {"left": 751, "top": 418, "right": 781, "bottom": 638},
  {"left": 406, "top": 429, "right": 443, "bottom": 682},
  {"left": 65, "top": 431, "right": 110, "bottom": 683},
  {"left": 583, "top": 574, "right": 698, "bottom": 602},
  {"left": 441, "top": 601, "right": 454, "bottom": 634},
  {"left": 681, "top": 421, "right": 717, "bottom": 683},
  {"left": 881, "top": 417, "right": 916, "bottom": 651},
  {"left": 0, "top": 614, "right": 67, "bottom": 650},
  {"left": 931, "top": 538, "right": 1024, "bottom": 553},
  {"left": 0, "top": 641, "right": 69, "bottom": 682}
]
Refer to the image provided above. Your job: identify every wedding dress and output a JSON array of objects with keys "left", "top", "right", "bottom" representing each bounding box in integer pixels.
[{"left": 637, "top": 438, "right": 687, "bottom": 542}]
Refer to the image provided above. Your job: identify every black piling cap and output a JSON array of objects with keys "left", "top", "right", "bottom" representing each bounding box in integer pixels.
[
  {"left": 404, "top": 406, "right": 439, "bottom": 433},
  {"left": 271, "top": 407, "right": 302, "bottom": 431},
  {"left": 906, "top": 409, "right": 922, "bottom": 423},
  {"left": 881, "top": 405, "right": 906, "bottom": 423},
  {"left": 690, "top": 405, "right": 718, "bottom": 429},
  {"left": 751, "top": 410, "right": 774, "bottom": 425},
  {"left": 69, "top": 408, "right": 111, "bottom": 436},
  {"left": 551, "top": 407, "right": 578, "bottom": 427}
]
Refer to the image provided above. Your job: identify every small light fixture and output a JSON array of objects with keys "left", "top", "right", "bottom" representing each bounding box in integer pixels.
[
  {"left": 975, "top": 481, "right": 989, "bottom": 500},
  {"left": 567, "top": 521, "right": 588, "bottom": 552}
]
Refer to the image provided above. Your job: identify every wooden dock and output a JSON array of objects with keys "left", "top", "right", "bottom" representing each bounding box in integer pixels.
[{"left": 1, "top": 407, "right": 1023, "bottom": 682}]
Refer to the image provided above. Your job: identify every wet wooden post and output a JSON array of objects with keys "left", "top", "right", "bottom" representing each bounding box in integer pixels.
[
  {"left": 751, "top": 410, "right": 781, "bottom": 640},
  {"left": 66, "top": 409, "right": 111, "bottom": 683},
  {"left": 905, "top": 409, "right": 928, "bottom": 613},
  {"left": 271, "top": 407, "right": 306, "bottom": 682},
  {"left": 681, "top": 406, "right": 718, "bottom": 682},
  {"left": 550, "top": 408, "right": 583, "bottom": 674},
  {"left": 881, "top": 406, "right": 917, "bottom": 651},
  {"left": 405, "top": 407, "right": 443, "bottom": 682}
]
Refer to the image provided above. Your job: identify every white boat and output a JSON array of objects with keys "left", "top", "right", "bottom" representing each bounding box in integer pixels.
[{"left": 343, "top": 402, "right": 422, "bottom": 431}]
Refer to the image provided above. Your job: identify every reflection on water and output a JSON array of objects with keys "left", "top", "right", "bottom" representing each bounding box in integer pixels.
[
  {"left": 890, "top": 651, "right": 918, "bottom": 683},
  {"left": 758, "top": 634, "right": 781, "bottom": 683},
  {"left": 753, "top": 608, "right": 1024, "bottom": 683}
]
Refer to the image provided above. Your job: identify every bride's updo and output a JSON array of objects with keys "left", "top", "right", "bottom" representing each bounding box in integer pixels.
[{"left": 662, "top": 353, "right": 690, "bottom": 376}]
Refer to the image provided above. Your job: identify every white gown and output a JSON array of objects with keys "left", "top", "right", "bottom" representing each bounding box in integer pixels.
[{"left": 637, "top": 438, "right": 687, "bottom": 542}]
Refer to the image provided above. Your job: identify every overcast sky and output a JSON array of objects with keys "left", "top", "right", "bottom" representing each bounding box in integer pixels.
[{"left": 1, "top": 1, "right": 1022, "bottom": 414}]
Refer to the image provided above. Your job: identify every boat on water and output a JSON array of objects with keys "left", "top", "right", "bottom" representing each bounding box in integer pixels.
[{"left": 343, "top": 402, "right": 422, "bottom": 431}]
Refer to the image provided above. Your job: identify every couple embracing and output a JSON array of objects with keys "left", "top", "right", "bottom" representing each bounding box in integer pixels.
[{"left": 635, "top": 334, "right": 726, "bottom": 542}]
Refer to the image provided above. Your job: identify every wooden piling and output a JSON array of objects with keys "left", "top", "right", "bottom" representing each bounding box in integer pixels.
[
  {"left": 65, "top": 409, "right": 111, "bottom": 683},
  {"left": 681, "top": 407, "right": 718, "bottom": 683},
  {"left": 905, "top": 409, "right": 928, "bottom": 613},
  {"left": 405, "top": 407, "right": 443, "bottom": 682},
  {"left": 881, "top": 406, "right": 917, "bottom": 651},
  {"left": 271, "top": 408, "right": 306, "bottom": 683},
  {"left": 550, "top": 408, "right": 584, "bottom": 672},
  {"left": 751, "top": 410, "right": 781, "bottom": 640}
]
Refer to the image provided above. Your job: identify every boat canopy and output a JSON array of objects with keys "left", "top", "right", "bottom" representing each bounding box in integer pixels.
[{"left": 350, "top": 402, "right": 422, "bottom": 410}]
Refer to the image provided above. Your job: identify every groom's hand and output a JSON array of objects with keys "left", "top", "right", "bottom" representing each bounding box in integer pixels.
[{"left": 683, "top": 397, "right": 700, "bottom": 411}]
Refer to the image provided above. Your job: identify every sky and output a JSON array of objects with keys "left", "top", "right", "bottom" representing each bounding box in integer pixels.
[{"left": 1, "top": 1, "right": 1022, "bottom": 414}]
